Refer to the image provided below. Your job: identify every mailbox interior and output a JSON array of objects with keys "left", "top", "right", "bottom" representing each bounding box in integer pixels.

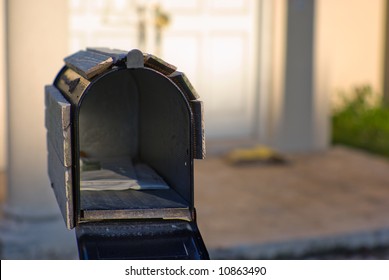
[{"left": 77, "top": 69, "right": 193, "bottom": 222}]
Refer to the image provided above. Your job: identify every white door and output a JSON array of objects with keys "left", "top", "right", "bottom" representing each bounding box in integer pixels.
[{"left": 69, "top": 0, "right": 259, "bottom": 139}]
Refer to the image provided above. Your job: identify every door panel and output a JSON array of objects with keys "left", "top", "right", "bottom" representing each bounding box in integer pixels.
[
  {"left": 209, "top": 34, "right": 248, "bottom": 114},
  {"left": 159, "top": 0, "right": 258, "bottom": 139},
  {"left": 162, "top": 34, "right": 201, "bottom": 84},
  {"left": 69, "top": 0, "right": 259, "bottom": 139}
]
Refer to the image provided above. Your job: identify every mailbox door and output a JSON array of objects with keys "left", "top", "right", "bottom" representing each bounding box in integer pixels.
[{"left": 76, "top": 220, "right": 209, "bottom": 260}]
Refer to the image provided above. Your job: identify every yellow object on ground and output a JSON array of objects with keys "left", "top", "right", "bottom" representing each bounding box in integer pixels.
[{"left": 224, "top": 145, "right": 286, "bottom": 165}]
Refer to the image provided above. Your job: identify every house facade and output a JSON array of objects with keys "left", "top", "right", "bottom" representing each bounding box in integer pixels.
[{"left": 0, "top": 0, "right": 387, "bottom": 258}]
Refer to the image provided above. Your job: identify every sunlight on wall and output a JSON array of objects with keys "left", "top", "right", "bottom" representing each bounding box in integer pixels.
[{"left": 317, "top": 0, "right": 386, "bottom": 106}]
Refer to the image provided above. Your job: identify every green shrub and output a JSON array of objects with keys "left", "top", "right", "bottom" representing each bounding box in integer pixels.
[{"left": 332, "top": 85, "right": 389, "bottom": 157}]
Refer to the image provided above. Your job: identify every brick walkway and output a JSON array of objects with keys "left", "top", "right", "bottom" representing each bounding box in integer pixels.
[{"left": 194, "top": 146, "right": 389, "bottom": 259}]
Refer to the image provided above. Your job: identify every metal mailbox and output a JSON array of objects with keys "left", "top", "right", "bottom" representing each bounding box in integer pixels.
[{"left": 45, "top": 48, "right": 208, "bottom": 259}]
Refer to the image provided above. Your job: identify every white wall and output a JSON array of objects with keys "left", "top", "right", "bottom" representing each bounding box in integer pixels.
[
  {"left": 0, "top": 0, "right": 6, "bottom": 171},
  {"left": 6, "top": 0, "right": 69, "bottom": 213}
]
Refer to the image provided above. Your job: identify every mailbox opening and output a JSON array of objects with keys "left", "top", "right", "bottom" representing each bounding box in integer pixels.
[
  {"left": 46, "top": 48, "right": 208, "bottom": 259},
  {"left": 77, "top": 69, "right": 193, "bottom": 222}
]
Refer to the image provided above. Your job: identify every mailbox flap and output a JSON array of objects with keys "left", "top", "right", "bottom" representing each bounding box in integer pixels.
[{"left": 76, "top": 220, "right": 209, "bottom": 260}]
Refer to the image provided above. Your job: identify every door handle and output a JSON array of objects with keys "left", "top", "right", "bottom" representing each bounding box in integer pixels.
[{"left": 154, "top": 4, "right": 170, "bottom": 55}]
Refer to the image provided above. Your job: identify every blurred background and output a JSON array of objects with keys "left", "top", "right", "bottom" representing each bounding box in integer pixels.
[{"left": 1, "top": 0, "right": 389, "bottom": 259}]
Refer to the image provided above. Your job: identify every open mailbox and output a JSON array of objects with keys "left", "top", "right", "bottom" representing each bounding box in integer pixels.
[{"left": 45, "top": 48, "right": 208, "bottom": 259}]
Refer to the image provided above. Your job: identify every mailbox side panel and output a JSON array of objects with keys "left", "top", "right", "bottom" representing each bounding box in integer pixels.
[
  {"left": 45, "top": 85, "right": 74, "bottom": 229},
  {"left": 132, "top": 69, "right": 193, "bottom": 205}
]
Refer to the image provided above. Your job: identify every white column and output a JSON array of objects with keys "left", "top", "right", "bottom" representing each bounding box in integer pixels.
[
  {"left": 266, "top": 0, "right": 329, "bottom": 152},
  {"left": 0, "top": 0, "right": 78, "bottom": 259}
]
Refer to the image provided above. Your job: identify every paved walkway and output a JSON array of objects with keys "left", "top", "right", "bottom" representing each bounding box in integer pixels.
[
  {"left": 194, "top": 146, "right": 389, "bottom": 259},
  {"left": 1, "top": 146, "right": 389, "bottom": 259}
]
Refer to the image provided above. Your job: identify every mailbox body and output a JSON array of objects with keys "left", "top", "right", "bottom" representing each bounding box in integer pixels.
[{"left": 45, "top": 49, "right": 208, "bottom": 259}]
